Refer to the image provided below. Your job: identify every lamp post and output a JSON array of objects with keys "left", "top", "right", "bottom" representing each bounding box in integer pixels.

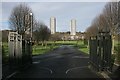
[
  {"left": 29, "top": 12, "right": 33, "bottom": 64},
  {"left": 30, "top": 12, "right": 33, "bottom": 41}
]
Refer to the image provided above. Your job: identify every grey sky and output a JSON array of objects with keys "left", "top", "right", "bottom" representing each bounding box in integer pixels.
[{"left": 1, "top": 2, "right": 107, "bottom": 32}]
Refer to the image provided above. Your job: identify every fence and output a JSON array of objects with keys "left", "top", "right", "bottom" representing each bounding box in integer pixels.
[{"left": 89, "top": 32, "right": 112, "bottom": 72}]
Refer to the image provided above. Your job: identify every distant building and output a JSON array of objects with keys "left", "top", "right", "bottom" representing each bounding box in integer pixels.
[
  {"left": 70, "top": 19, "right": 76, "bottom": 36},
  {"left": 70, "top": 19, "right": 76, "bottom": 40},
  {"left": 50, "top": 17, "right": 56, "bottom": 34}
]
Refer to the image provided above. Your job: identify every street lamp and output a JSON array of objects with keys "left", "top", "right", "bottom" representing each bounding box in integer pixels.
[
  {"left": 30, "top": 12, "right": 33, "bottom": 41},
  {"left": 29, "top": 12, "right": 33, "bottom": 63}
]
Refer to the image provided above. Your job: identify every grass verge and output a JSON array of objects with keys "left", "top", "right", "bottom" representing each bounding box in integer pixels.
[{"left": 32, "top": 44, "right": 59, "bottom": 56}]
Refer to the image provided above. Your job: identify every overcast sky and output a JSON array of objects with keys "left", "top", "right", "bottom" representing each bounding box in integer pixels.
[{"left": 1, "top": 2, "right": 107, "bottom": 32}]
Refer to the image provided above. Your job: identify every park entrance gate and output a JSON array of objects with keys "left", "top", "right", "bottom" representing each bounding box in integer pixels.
[
  {"left": 89, "top": 31, "right": 112, "bottom": 72},
  {"left": 8, "top": 32, "right": 32, "bottom": 70}
]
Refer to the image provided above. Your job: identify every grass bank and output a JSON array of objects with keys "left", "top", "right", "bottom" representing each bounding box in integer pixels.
[{"left": 32, "top": 44, "right": 58, "bottom": 56}]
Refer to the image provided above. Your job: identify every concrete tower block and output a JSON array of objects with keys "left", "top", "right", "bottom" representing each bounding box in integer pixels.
[
  {"left": 70, "top": 19, "right": 76, "bottom": 36},
  {"left": 50, "top": 17, "right": 56, "bottom": 34}
]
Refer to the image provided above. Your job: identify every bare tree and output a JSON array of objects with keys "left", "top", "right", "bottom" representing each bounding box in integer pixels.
[
  {"left": 86, "top": 2, "right": 119, "bottom": 41},
  {"left": 102, "top": 2, "right": 119, "bottom": 56},
  {"left": 33, "top": 21, "right": 41, "bottom": 44},
  {"left": 50, "top": 33, "right": 61, "bottom": 41},
  {"left": 86, "top": 26, "right": 98, "bottom": 38},
  {"left": 117, "top": 1, "right": 120, "bottom": 35},
  {"left": 33, "top": 22, "right": 51, "bottom": 46},
  {"left": 50, "top": 33, "right": 61, "bottom": 45},
  {"left": 86, "top": 1, "right": 120, "bottom": 65},
  {"left": 9, "top": 3, "right": 35, "bottom": 39},
  {"left": 85, "top": 16, "right": 99, "bottom": 39},
  {"left": 103, "top": 2, "right": 118, "bottom": 35}
]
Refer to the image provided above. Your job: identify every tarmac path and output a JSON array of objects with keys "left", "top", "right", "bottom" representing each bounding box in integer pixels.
[{"left": 10, "top": 45, "right": 104, "bottom": 79}]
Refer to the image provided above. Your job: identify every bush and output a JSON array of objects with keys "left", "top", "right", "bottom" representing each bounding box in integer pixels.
[
  {"left": 2, "top": 45, "right": 6, "bottom": 63},
  {"left": 111, "top": 54, "right": 116, "bottom": 66},
  {"left": 114, "top": 44, "right": 120, "bottom": 65},
  {"left": 2, "top": 43, "right": 9, "bottom": 64},
  {"left": 2, "top": 45, "right": 5, "bottom": 57}
]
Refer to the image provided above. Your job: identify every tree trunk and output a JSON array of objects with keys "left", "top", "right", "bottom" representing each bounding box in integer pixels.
[
  {"left": 45, "top": 41, "right": 47, "bottom": 49},
  {"left": 87, "top": 39, "right": 89, "bottom": 49},
  {"left": 42, "top": 41, "right": 44, "bottom": 46},
  {"left": 114, "top": 35, "right": 120, "bottom": 65},
  {"left": 54, "top": 41, "right": 56, "bottom": 46},
  {"left": 76, "top": 40, "right": 79, "bottom": 47},
  {"left": 112, "top": 35, "right": 115, "bottom": 54}
]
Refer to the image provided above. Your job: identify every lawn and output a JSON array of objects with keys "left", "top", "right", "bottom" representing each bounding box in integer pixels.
[
  {"left": 79, "top": 46, "right": 89, "bottom": 54},
  {"left": 76, "top": 40, "right": 89, "bottom": 54},
  {"left": 1, "top": 40, "right": 89, "bottom": 64},
  {"left": 32, "top": 44, "right": 59, "bottom": 56},
  {"left": 2, "top": 39, "right": 120, "bottom": 66},
  {"left": 2, "top": 40, "right": 89, "bottom": 57},
  {"left": 32, "top": 40, "right": 83, "bottom": 55}
]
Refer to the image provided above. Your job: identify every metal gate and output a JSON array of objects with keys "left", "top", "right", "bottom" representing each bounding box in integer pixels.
[
  {"left": 8, "top": 32, "right": 32, "bottom": 70},
  {"left": 89, "top": 32, "right": 112, "bottom": 72}
]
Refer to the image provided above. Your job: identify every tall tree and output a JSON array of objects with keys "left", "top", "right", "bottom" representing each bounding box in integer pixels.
[
  {"left": 85, "top": 16, "right": 99, "bottom": 39},
  {"left": 103, "top": 2, "right": 119, "bottom": 56},
  {"left": 9, "top": 3, "right": 35, "bottom": 39},
  {"left": 33, "top": 22, "right": 51, "bottom": 46},
  {"left": 86, "top": 1, "right": 120, "bottom": 65},
  {"left": 103, "top": 2, "right": 118, "bottom": 35},
  {"left": 50, "top": 33, "right": 62, "bottom": 45}
]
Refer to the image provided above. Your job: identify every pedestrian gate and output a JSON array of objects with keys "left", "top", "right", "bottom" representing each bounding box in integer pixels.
[
  {"left": 89, "top": 32, "right": 112, "bottom": 72},
  {"left": 8, "top": 32, "right": 32, "bottom": 70}
]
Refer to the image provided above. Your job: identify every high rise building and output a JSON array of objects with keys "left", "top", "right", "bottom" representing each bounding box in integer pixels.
[
  {"left": 70, "top": 19, "right": 76, "bottom": 36},
  {"left": 50, "top": 17, "right": 56, "bottom": 34}
]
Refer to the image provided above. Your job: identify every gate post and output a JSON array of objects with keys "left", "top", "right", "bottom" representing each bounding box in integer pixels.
[
  {"left": 97, "top": 32, "right": 104, "bottom": 71},
  {"left": 103, "top": 32, "right": 112, "bottom": 71},
  {"left": 8, "top": 32, "right": 16, "bottom": 69},
  {"left": 16, "top": 33, "right": 22, "bottom": 68},
  {"left": 89, "top": 36, "right": 98, "bottom": 71}
]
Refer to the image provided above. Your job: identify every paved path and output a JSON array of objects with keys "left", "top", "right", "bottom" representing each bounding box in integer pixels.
[{"left": 9, "top": 45, "right": 104, "bottom": 79}]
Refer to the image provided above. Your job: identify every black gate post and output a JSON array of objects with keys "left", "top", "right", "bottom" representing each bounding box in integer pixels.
[
  {"left": 89, "top": 36, "right": 98, "bottom": 71},
  {"left": 97, "top": 32, "right": 103, "bottom": 71},
  {"left": 103, "top": 32, "right": 112, "bottom": 71},
  {"left": 21, "top": 40, "right": 32, "bottom": 68}
]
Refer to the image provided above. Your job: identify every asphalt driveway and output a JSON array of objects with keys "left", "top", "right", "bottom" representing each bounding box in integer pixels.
[{"left": 9, "top": 45, "right": 103, "bottom": 79}]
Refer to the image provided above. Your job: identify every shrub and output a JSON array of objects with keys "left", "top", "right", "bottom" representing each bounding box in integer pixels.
[{"left": 114, "top": 44, "right": 120, "bottom": 65}]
